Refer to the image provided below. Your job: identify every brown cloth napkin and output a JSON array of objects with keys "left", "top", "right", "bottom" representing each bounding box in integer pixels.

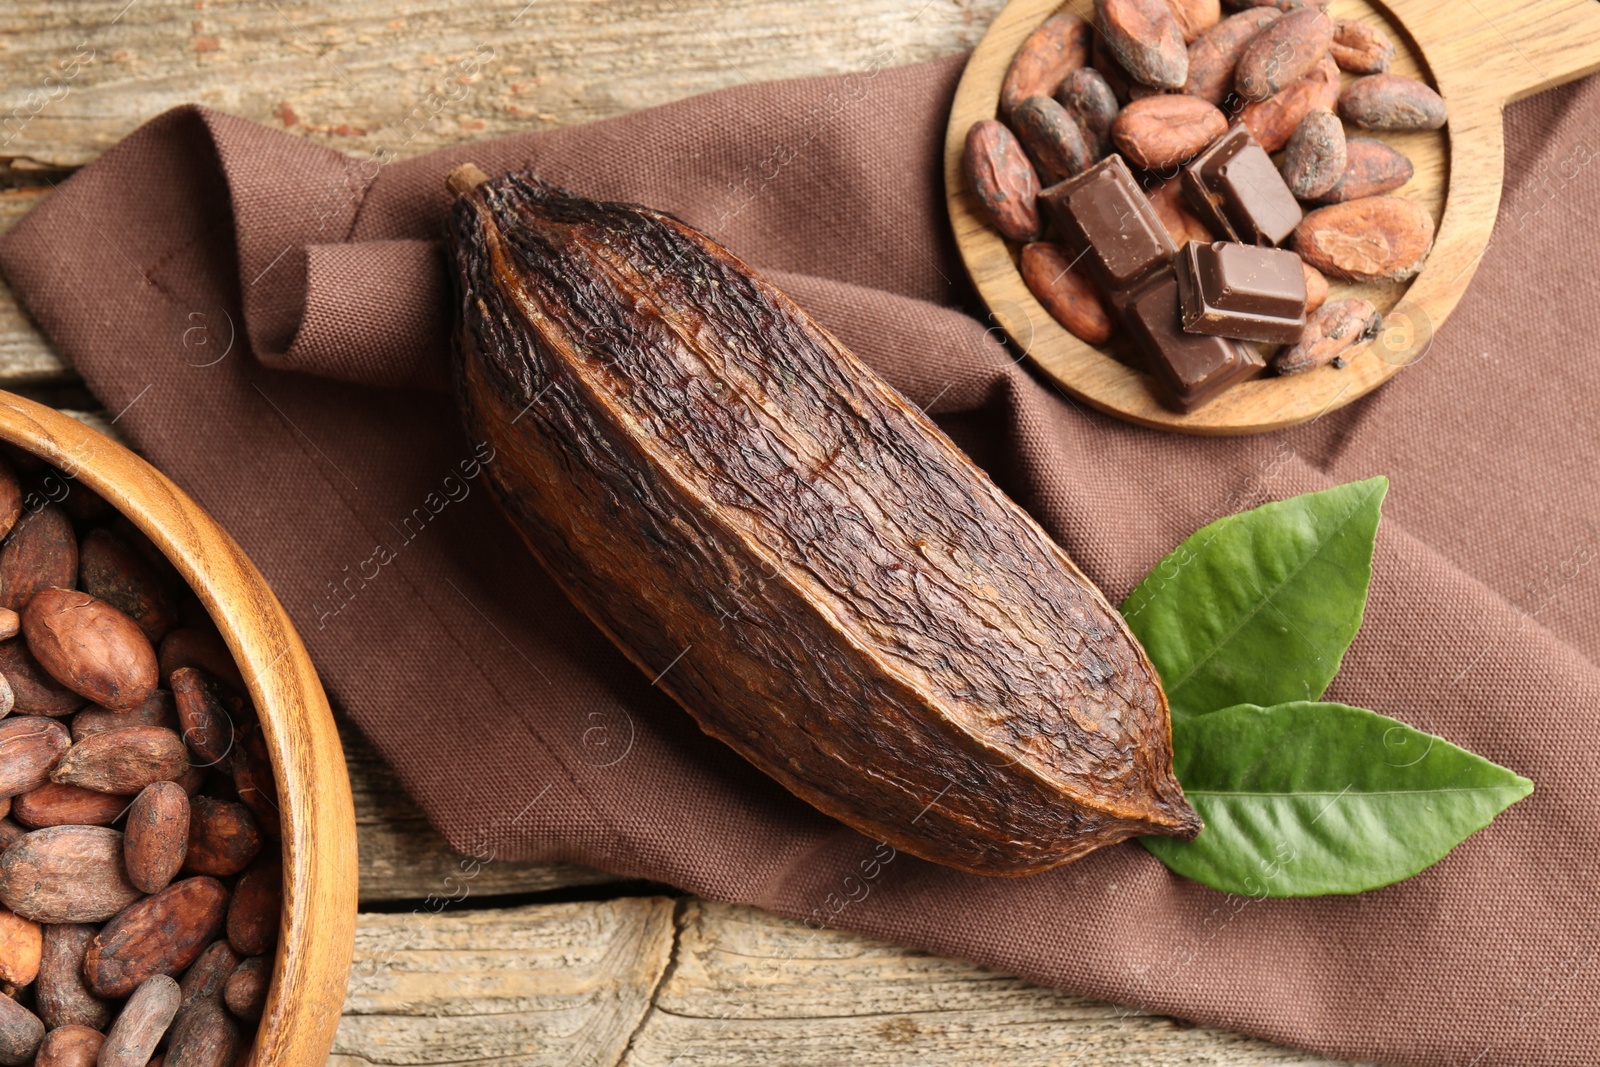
[{"left": 3, "top": 54, "right": 1599, "bottom": 1067}]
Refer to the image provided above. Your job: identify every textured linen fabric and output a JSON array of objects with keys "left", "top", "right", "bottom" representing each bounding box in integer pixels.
[{"left": 3, "top": 53, "right": 1599, "bottom": 1067}]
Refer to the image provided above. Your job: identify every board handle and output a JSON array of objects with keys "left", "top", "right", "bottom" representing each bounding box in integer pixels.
[{"left": 1411, "top": 0, "right": 1600, "bottom": 105}]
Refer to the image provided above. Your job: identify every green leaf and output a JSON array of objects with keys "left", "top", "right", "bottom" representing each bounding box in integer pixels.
[
  {"left": 1121, "top": 477, "right": 1387, "bottom": 720},
  {"left": 1140, "top": 702, "right": 1533, "bottom": 897}
]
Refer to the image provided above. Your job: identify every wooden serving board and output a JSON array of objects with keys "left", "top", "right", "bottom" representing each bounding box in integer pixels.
[{"left": 945, "top": 0, "right": 1600, "bottom": 435}]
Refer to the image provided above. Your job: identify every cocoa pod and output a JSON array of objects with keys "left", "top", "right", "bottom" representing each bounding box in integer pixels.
[
  {"left": 0, "top": 641, "right": 84, "bottom": 717},
  {"left": 1165, "top": 0, "right": 1220, "bottom": 41},
  {"left": 170, "top": 669, "right": 249, "bottom": 771},
  {"left": 1280, "top": 107, "right": 1346, "bottom": 199},
  {"left": 182, "top": 797, "right": 261, "bottom": 878},
  {"left": 23, "top": 588, "right": 158, "bottom": 713},
  {"left": 125, "top": 781, "right": 190, "bottom": 894},
  {"left": 229, "top": 728, "right": 279, "bottom": 839},
  {"left": 0, "top": 825, "right": 142, "bottom": 923},
  {"left": 963, "top": 120, "right": 1043, "bottom": 243},
  {"left": 1339, "top": 72, "right": 1447, "bottom": 131},
  {"left": 0, "top": 610, "right": 16, "bottom": 642},
  {"left": 1238, "top": 52, "right": 1340, "bottom": 151},
  {"left": 225, "top": 858, "right": 280, "bottom": 957},
  {"left": 99, "top": 975, "right": 181, "bottom": 1067},
  {"left": 38, "top": 923, "right": 113, "bottom": 1030},
  {"left": 1234, "top": 8, "right": 1332, "bottom": 101},
  {"left": 1293, "top": 195, "right": 1435, "bottom": 282},
  {"left": 0, "top": 993, "right": 42, "bottom": 1066},
  {"left": 1330, "top": 18, "right": 1393, "bottom": 73},
  {"left": 1096, "top": 0, "right": 1189, "bottom": 90},
  {"left": 33, "top": 1024, "right": 102, "bottom": 1067},
  {"left": 12, "top": 782, "right": 129, "bottom": 829},
  {"left": 1054, "top": 67, "right": 1119, "bottom": 158},
  {"left": 0, "top": 506, "right": 76, "bottom": 612},
  {"left": 165, "top": 996, "right": 241, "bottom": 1067},
  {"left": 0, "top": 717, "right": 69, "bottom": 797},
  {"left": 1000, "top": 11, "right": 1093, "bottom": 119},
  {"left": 1274, "top": 297, "right": 1382, "bottom": 374},
  {"left": 85, "top": 877, "right": 228, "bottom": 998},
  {"left": 156, "top": 631, "right": 243, "bottom": 693},
  {"left": 1183, "top": 7, "right": 1280, "bottom": 104},
  {"left": 52, "top": 726, "right": 187, "bottom": 795},
  {"left": 1149, "top": 176, "right": 1215, "bottom": 246},
  {"left": 1020, "top": 242, "right": 1116, "bottom": 345},
  {"left": 72, "top": 690, "right": 179, "bottom": 741},
  {"left": 446, "top": 169, "right": 1200, "bottom": 874},
  {"left": 0, "top": 463, "right": 19, "bottom": 546},
  {"left": 1318, "top": 137, "right": 1415, "bottom": 202},
  {"left": 1301, "top": 260, "right": 1330, "bottom": 313},
  {"left": 79, "top": 529, "right": 180, "bottom": 646},
  {"left": 1010, "top": 95, "right": 1094, "bottom": 185},
  {"left": 1111, "top": 94, "right": 1227, "bottom": 170},
  {"left": 222, "top": 957, "right": 267, "bottom": 1024},
  {"left": 0, "top": 909, "right": 38, "bottom": 985},
  {"left": 176, "top": 941, "right": 239, "bottom": 1011}
]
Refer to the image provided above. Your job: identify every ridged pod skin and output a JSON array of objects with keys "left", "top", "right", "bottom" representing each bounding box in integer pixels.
[{"left": 446, "top": 170, "right": 1200, "bottom": 875}]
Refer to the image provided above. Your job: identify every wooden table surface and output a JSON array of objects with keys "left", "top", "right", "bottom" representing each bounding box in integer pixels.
[{"left": 1, "top": 3, "right": 1373, "bottom": 1064}]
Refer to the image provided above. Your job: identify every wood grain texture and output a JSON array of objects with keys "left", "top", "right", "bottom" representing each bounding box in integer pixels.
[
  {"left": 945, "top": 0, "right": 1600, "bottom": 434},
  {"left": 0, "top": 189, "right": 69, "bottom": 382}
]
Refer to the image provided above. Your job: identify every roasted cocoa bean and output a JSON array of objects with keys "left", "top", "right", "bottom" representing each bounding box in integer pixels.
[
  {"left": 1330, "top": 18, "right": 1393, "bottom": 73},
  {"left": 1280, "top": 107, "right": 1346, "bottom": 198},
  {"left": 1293, "top": 195, "right": 1435, "bottom": 282},
  {"left": 166, "top": 996, "right": 241, "bottom": 1067},
  {"left": 1097, "top": 0, "right": 1189, "bottom": 90},
  {"left": 0, "top": 821, "right": 21, "bottom": 854},
  {"left": 1318, "top": 137, "right": 1415, "bottom": 202},
  {"left": 0, "top": 611, "right": 16, "bottom": 642},
  {"left": 1182, "top": 7, "right": 1279, "bottom": 103},
  {"left": 125, "top": 781, "right": 190, "bottom": 894},
  {"left": 229, "top": 727, "right": 279, "bottom": 839},
  {"left": 0, "top": 641, "right": 84, "bottom": 717},
  {"left": 222, "top": 957, "right": 268, "bottom": 1024},
  {"left": 85, "top": 877, "right": 228, "bottom": 998},
  {"left": 1234, "top": 8, "right": 1332, "bottom": 101},
  {"left": 32, "top": 1024, "right": 102, "bottom": 1067},
  {"left": 99, "top": 975, "right": 181, "bottom": 1067},
  {"left": 226, "top": 857, "right": 280, "bottom": 957},
  {"left": 0, "top": 717, "right": 69, "bottom": 797},
  {"left": 1010, "top": 95, "right": 1095, "bottom": 185},
  {"left": 24, "top": 588, "right": 158, "bottom": 712},
  {"left": 1165, "top": 0, "right": 1220, "bottom": 41},
  {"left": 0, "top": 993, "right": 42, "bottom": 1066},
  {"left": 0, "top": 506, "right": 76, "bottom": 612},
  {"left": 1274, "top": 297, "right": 1382, "bottom": 374},
  {"left": 1148, "top": 175, "right": 1215, "bottom": 246},
  {"left": 1112, "top": 94, "right": 1228, "bottom": 170},
  {"left": 52, "top": 726, "right": 187, "bottom": 795},
  {"left": 0, "top": 825, "right": 142, "bottom": 923},
  {"left": 1020, "top": 242, "right": 1116, "bottom": 345},
  {"left": 79, "top": 529, "right": 180, "bottom": 645},
  {"left": 12, "top": 782, "right": 129, "bottom": 829},
  {"left": 1238, "top": 52, "right": 1340, "bottom": 151},
  {"left": 1301, "top": 260, "right": 1329, "bottom": 313},
  {"left": 157, "top": 630, "right": 244, "bottom": 693},
  {"left": 963, "top": 120, "right": 1043, "bottom": 242},
  {"left": 0, "top": 909, "right": 38, "bottom": 986},
  {"left": 183, "top": 797, "right": 261, "bottom": 878},
  {"left": 177, "top": 941, "right": 239, "bottom": 1011},
  {"left": 37, "top": 923, "right": 112, "bottom": 1030},
  {"left": 1054, "top": 67, "right": 1119, "bottom": 159},
  {"left": 72, "top": 690, "right": 179, "bottom": 741},
  {"left": 0, "top": 464, "right": 19, "bottom": 547},
  {"left": 170, "top": 669, "right": 249, "bottom": 772},
  {"left": 1339, "top": 72, "right": 1447, "bottom": 131},
  {"left": 1000, "top": 11, "right": 1093, "bottom": 118}
]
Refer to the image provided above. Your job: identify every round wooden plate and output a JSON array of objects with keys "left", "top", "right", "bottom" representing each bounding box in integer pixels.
[
  {"left": 0, "top": 393, "right": 357, "bottom": 1067},
  {"left": 945, "top": 0, "right": 1600, "bottom": 434}
]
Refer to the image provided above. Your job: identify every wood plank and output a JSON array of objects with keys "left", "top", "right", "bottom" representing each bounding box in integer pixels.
[
  {"left": 0, "top": 0, "right": 1002, "bottom": 175},
  {"left": 0, "top": 188, "right": 71, "bottom": 383}
]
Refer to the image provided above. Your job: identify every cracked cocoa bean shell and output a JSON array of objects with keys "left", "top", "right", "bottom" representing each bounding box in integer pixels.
[{"left": 85, "top": 878, "right": 228, "bottom": 998}]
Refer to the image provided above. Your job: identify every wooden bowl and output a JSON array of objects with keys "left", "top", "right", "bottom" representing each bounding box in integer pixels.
[
  {"left": 945, "top": 0, "right": 1600, "bottom": 434},
  {"left": 0, "top": 392, "right": 357, "bottom": 1066}
]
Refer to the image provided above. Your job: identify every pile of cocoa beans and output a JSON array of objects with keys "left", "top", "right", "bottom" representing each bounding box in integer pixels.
[
  {"left": 0, "top": 448, "right": 279, "bottom": 1067},
  {"left": 964, "top": 0, "right": 1445, "bottom": 379}
]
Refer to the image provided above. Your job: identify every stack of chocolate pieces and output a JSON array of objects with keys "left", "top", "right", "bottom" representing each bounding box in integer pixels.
[{"left": 1040, "top": 125, "right": 1310, "bottom": 412}]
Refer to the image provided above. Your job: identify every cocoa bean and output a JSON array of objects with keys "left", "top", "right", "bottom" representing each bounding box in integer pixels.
[
  {"left": 12, "top": 782, "right": 129, "bottom": 829},
  {"left": 156, "top": 631, "right": 243, "bottom": 693},
  {"left": 57, "top": 484, "right": 114, "bottom": 525},
  {"left": 71, "top": 690, "right": 179, "bottom": 741},
  {"left": 222, "top": 957, "right": 267, "bottom": 1024},
  {"left": 1020, "top": 243, "right": 1115, "bottom": 345},
  {"left": 0, "top": 717, "right": 69, "bottom": 797},
  {"left": 1274, "top": 297, "right": 1382, "bottom": 374},
  {"left": 1148, "top": 175, "right": 1215, "bottom": 247},
  {"left": 0, "top": 825, "right": 142, "bottom": 923},
  {"left": 0, "top": 611, "right": 16, "bottom": 642},
  {"left": 229, "top": 728, "right": 278, "bottom": 839},
  {"left": 177, "top": 941, "right": 239, "bottom": 1011},
  {"left": 1054, "top": 67, "right": 1119, "bottom": 159},
  {"left": 1293, "top": 195, "right": 1435, "bottom": 282},
  {"left": 1224, "top": 0, "right": 1325, "bottom": 9},
  {"left": 1238, "top": 52, "right": 1340, "bottom": 151},
  {"left": 99, "top": 975, "right": 181, "bottom": 1067},
  {"left": 38, "top": 923, "right": 112, "bottom": 1030},
  {"left": 1000, "top": 11, "right": 1093, "bottom": 118},
  {"left": 1010, "top": 95, "right": 1094, "bottom": 185},
  {"left": 0, "top": 641, "right": 83, "bottom": 717},
  {"left": 52, "top": 726, "right": 187, "bottom": 795},
  {"left": 33, "top": 1023, "right": 102, "bottom": 1067},
  {"left": 0, "top": 993, "right": 42, "bottom": 1066},
  {"left": 1097, "top": 0, "right": 1189, "bottom": 90},
  {"left": 0, "top": 821, "right": 20, "bottom": 854},
  {"left": 85, "top": 877, "right": 228, "bottom": 998},
  {"left": 963, "top": 121, "right": 1043, "bottom": 242},
  {"left": 0, "top": 506, "right": 76, "bottom": 612},
  {"left": 0, "top": 909, "right": 38, "bottom": 986},
  {"left": 0, "top": 463, "right": 19, "bottom": 547},
  {"left": 1183, "top": 7, "right": 1279, "bottom": 104},
  {"left": 1280, "top": 107, "right": 1346, "bottom": 198},
  {"left": 23, "top": 588, "right": 158, "bottom": 713},
  {"left": 125, "top": 781, "right": 190, "bottom": 894},
  {"left": 1319, "top": 136, "right": 1415, "bottom": 202},
  {"left": 1302, "top": 260, "right": 1330, "bottom": 313},
  {"left": 1330, "top": 19, "right": 1393, "bottom": 73},
  {"left": 174, "top": 765, "right": 206, "bottom": 797},
  {"left": 1234, "top": 8, "right": 1332, "bottom": 101},
  {"left": 225, "top": 858, "right": 280, "bottom": 958},
  {"left": 1339, "top": 72, "right": 1447, "bottom": 131},
  {"left": 1165, "top": 0, "right": 1220, "bottom": 41},
  {"left": 170, "top": 669, "right": 249, "bottom": 772},
  {"left": 1111, "top": 94, "right": 1227, "bottom": 170},
  {"left": 79, "top": 529, "right": 180, "bottom": 646},
  {"left": 182, "top": 797, "right": 260, "bottom": 878},
  {"left": 165, "top": 996, "right": 241, "bottom": 1067}
]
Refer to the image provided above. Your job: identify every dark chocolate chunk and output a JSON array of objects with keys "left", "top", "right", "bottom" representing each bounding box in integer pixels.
[
  {"left": 1175, "top": 240, "right": 1308, "bottom": 343},
  {"left": 1040, "top": 155, "right": 1176, "bottom": 292},
  {"left": 1181, "top": 125, "right": 1303, "bottom": 247},
  {"left": 1120, "top": 269, "right": 1266, "bottom": 411}
]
